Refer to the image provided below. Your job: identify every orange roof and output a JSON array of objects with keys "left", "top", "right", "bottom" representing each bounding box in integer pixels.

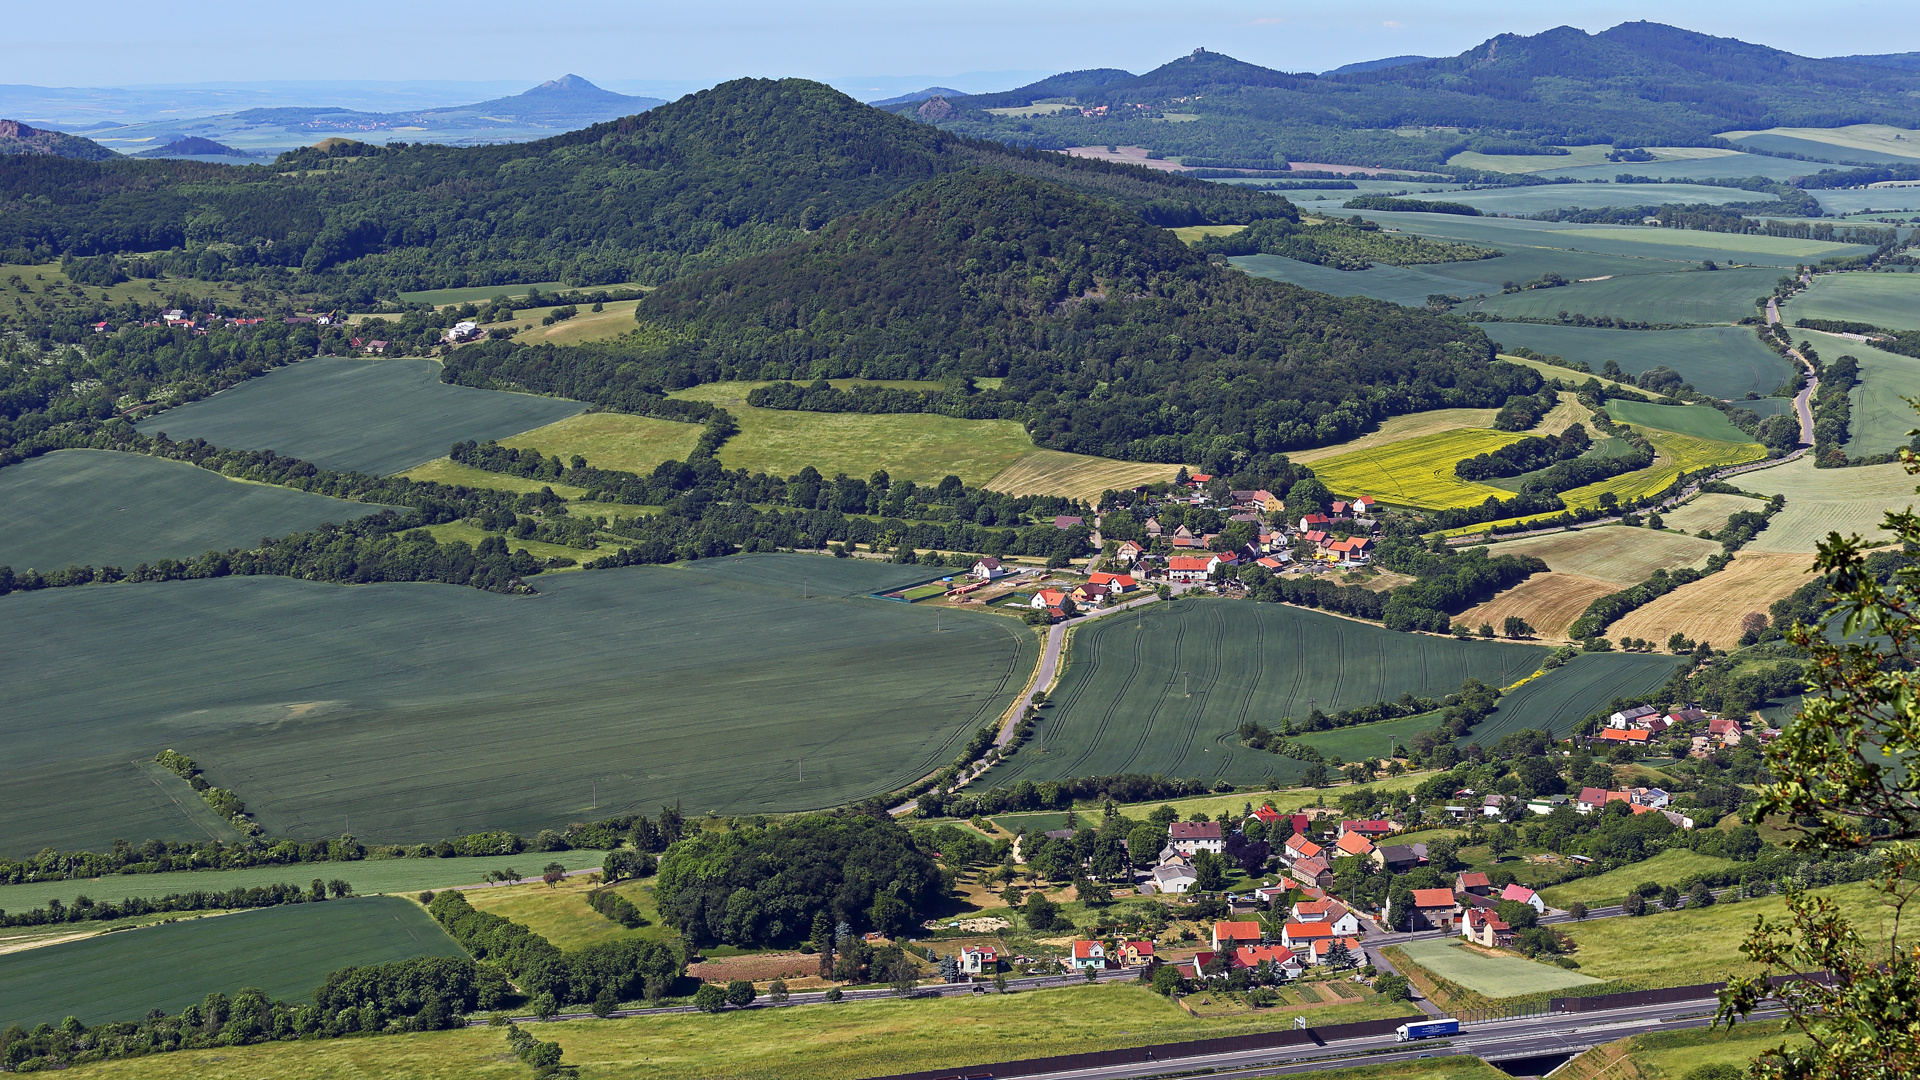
[
  {"left": 1071, "top": 940, "right": 1102, "bottom": 958},
  {"left": 1334, "top": 832, "right": 1374, "bottom": 856},
  {"left": 1235, "top": 945, "right": 1295, "bottom": 967},
  {"left": 1168, "top": 556, "right": 1214, "bottom": 571},
  {"left": 1411, "top": 888, "right": 1457, "bottom": 909},
  {"left": 1036, "top": 589, "right": 1066, "bottom": 604},
  {"left": 1597, "top": 729, "right": 1651, "bottom": 743},
  {"left": 1285, "top": 835, "right": 1323, "bottom": 858},
  {"left": 1282, "top": 921, "right": 1336, "bottom": 939},
  {"left": 1213, "top": 921, "right": 1262, "bottom": 941}
]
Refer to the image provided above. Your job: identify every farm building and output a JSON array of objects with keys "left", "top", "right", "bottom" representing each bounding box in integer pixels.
[
  {"left": 1609, "top": 704, "right": 1660, "bottom": 728},
  {"left": 1166, "top": 555, "right": 1218, "bottom": 582},
  {"left": 1213, "top": 921, "right": 1263, "bottom": 950},
  {"left": 1166, "top": 821, "right": 1225, "bottom": 856}
]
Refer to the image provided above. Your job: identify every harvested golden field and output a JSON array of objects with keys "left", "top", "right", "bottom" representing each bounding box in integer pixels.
[
  {"left": 1610, "top": 552, "right": 1817, "bottom": 647},
  {"left": 1740, "top": 457, "right": 1918, "bottom": 553},
  {"left": 1483, "top": 527, "right": 1720, "bottom": 585},
  {"left": 1289, "top": 409, "right": 1502, "bottom": 464},
  {"left": 1659, "top": 492, "right": 1762, "bottom": 535},
  {"left": 985, "top": 449, "right": 1183, "bottom": 504},
  {"left": 1459, "top": 572, "right": 1621, "bottom": 640},
  {"left": 498, "top": 411, "right": 705, "bottom": 475},
  {"left": 1309, "top": 428, "right": 1524, "bottom": 509},
  {"left": 1535, "top": 391, "right": 1592, "bottom": 436}
]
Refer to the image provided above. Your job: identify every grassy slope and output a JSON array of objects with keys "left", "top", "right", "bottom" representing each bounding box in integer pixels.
[
  {"left": 134, "top": 357, "right": 586, "bottom": 476},
  {"left": 1288, "top": 409, "right": 1503, "bottom": 464},
  {"left": 1469, "top": 268, "right": 1778, "bottom": 324},
  {"left": 1609, "top": 551, "right": 1815, "bottom": 648},
  {"left": 0, "top": 555, "right": 1036, "bottom": 852},
  {"left": 1659, "top": 492, "right": 1761, "bottom": 534},
  {"left": 1539, "top": 848, "right": 1737, "bottom": 907},
  {"left": 1739, "top": 457, "right": 1917, "bottom": 553},
  {"left": 1458, "top": 572, "right": 1620, "bottom": 640},
  {"left": 1602, "top": 400, "right": 1755, "bottom": 443},
  {"left": 669, "top": 381, "right": 1036, "bottom": 486},
  {"left": 59, "top": 984, "right": 1410, "bottom": 1080},
  {"left": 0, "top": 449, "right": 392, "bottom": 573},
  {"left": 496, "top": 411, "right": 705, "bottom": 474},
  {"left": 1790, "top": 272, "right": 1920, "bottom": 332},
  {"left": 509, "top": 300, "right": 648, "bottom": 346},
  {"left": 0, "top": 896, "right": 463, "bottom": 1028},
  {"left": 421, "top": 521, "right": 594, "bottom": 568}
]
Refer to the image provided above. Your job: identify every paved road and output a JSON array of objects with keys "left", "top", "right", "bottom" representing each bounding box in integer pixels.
[{"left": 1769, "top": 298, "right": 1819, "bottom": 445}]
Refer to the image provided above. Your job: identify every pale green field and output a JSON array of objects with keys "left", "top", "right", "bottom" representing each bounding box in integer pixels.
[
  {"left": 1658, "top": 492, "right": 1763, "bottom": 535},
  {"left": 498, "top": 411, "right": 705, "bottom": 474},
  {"left": 509, "top": 299, "right": 649, "bottom": 346},
  {"left": 1790, "top": 272, "right": 1920, "bottom": 331},
  {"left": 1539, "top": 848, "right": 1737, "bottom": 907},
  {"left": 465, "top": 873, "right": 674, "bottom": 951},
  {"left": 983, "top": 449, "right": 1182, "bottom": 503},
  {"left": 398, "top": 457, "right": 591, "bottom": 497},
  {"left": 1720, "top": 124, "right": 1920, "bottom": 160},
  {"left": 1618, "top": 1023, "right": 1806, "bottom": 1080},
  {"left": 422, "top": 521, "right": 594, "bottom": 568},
  {"left": 669, "top": 381, "right": 1038, "bottom": 485},
  {"left": 1447, "top": 145, "right": 1743, "bottom": 174},
  {"left": 1739, "top": 457, "right": 1919, "bottom": 553},
  {"left": 1552, "top": 227, "right": 1871, "bottom": 259},
  {"left": 1396, "top": 938, "right": 1600, "bottom": 997}
]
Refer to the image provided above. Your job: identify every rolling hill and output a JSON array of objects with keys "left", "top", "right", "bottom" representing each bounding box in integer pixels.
[{"left": 0, "top": 119, "right": 113, "bottom": 161}]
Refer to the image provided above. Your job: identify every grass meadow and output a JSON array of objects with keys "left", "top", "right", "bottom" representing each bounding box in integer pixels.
[
  {"left": 1602, "top": 400, "right": 1757, "bottom": 443},
  {"left": 464, "top": 874, "right": 674, "bottom": 952},
  {"left": 1609, "top": 552, "right": 1816, "bottom": 648},
  {"left": 1468, "top": 268, "right": 1778, "bottom": 324},
  {"left": 397, "top": 457, "right": 591, "bottom": 497},
  {"left": 135, "top": 357, "right": 585, "bottom": 476},
  {"left": 508, "top": 299, "right": 647, "bottom": 346},
  {"left": 983, "top": 449, "right": 1183, "bottom": 503},
  {"left": 1307, "top": 428, "right": 1526, "bottom": 509},
  {"left": 1478, "top": 527, "right": 1722, "bottom": 584},
  {"left": 396, "top": 281, "right": 570, "bottom": 305},
  {"left": 1798, "top": 332, "right": 1920, "bottom": 455},
  {"left": 1537, "top": 151, "right": 1807, "bottom": 182},
  {"left": 496, "top": 410, "right": 706, "bottom": 474},
  {"left": 1659, "top": 492, "right": 1763, "bottom": 534},
  {"left": 1539, "top": 848, "right": 1737, "bottom": 908},
  {"left": 1482, "top": 323, "right": 1796, "bottom": 402},
  {"left": 1789, "top": 272, "right": 1920, "bottom": 331},
  {"left": 1362, "top": 213, "right": 1858, "bottom": 268},
  {"left": 1607, "top": 1023, "right": 1806, "bottom": 1080},
  {"left": 55, "top": 983, "right": 1411, "bottom": 1080},
  {"left": 984, "top": 598, "right": 1547, "bottom": 789},
  {"left": 0, "top": 897, "right": 462, "bottom": 1028},
  {"left": 1466, "top": 652, "right": 1681, "bottom": 743},
  {"left": 1435, "top": 183, "right": 1759, "bottom": 214},
  {"left": 668, "top": 381, "right": 1038, "bottom": 485},
  {"left": 1740, "top": 457, "right": 1917, "bottom": 553},
  {"left": 0, "top": 449, "right": 391, "bottom": 573},
  {"left": 1394, "top": 938, "right": 1600, "bottom": 997},
  {"left": 0, "top": 555, "right": 1037, "bottom": 853}
]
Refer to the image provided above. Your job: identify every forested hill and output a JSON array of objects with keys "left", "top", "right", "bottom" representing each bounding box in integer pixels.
[
  {"left": 0, "top": 78, "right": 1285, "bottom": 296},
  {"left": 452, "top": 171, "right": 1536, "bottom": 468}
]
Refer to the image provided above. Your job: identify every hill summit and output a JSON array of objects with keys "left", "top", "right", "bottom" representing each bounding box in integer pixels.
[{"left": 0, "top": 119, "right": 114, "bottom": 161}]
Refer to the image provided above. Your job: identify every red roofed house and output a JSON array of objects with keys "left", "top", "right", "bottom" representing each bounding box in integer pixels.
[
  {"left": 1576, "top": 787, "right": 1611, "bottom": 813},
  {"left": 1303, "top": 530, "right": 1329, "bottom": 546},
  {"left": 1071, "top": 582, "right": 1109, "bottom": 606},
  {"left": 1167, "top": 821, "right": 1225, "bottom": 857},
  {"left": 1253, "top": 489, "right": 1283, "bottom": 512},
  {"left": 1291, "top": 899, "right": 1362, "bottom": 936},
  {"left": 1501, "top": 884, "right": 1546, "bottom": 914},
  {"left": 1166, "top": 555, "right": 1217, "bottom": 583},
  {"left": 1188, "top": 473, "right": 1212, "bottom": 486},
  {"left": 1282, "top": 834, "right": 1324, "bottom": 865},
  {"left": 1115, "top": 540, "right": 1145, "bottom": 563},
  {"left": 1214, "top": 921, "right": 1263, "bottom": 950},
  {"left": 1595, "top": 728, "right": 1652, "bottom": 745},
  {"left": 1330, "top": 500, "right": 1350, "bottom": 517},
  {"left": 1462, "top": 908, "right": 1513, "bottom": 948},
  {"left": 1064, "top": 940, "right": 1107, "bottom": 971},
  {"left": 1117, "top": 941, "right": 1155, "bottom": 967},
  {"left": 1354, "top": 496, "right": 1377, "bottom": 514},
  {"left": 1411, "top": 888, "right": 1460, "bottom": 931},
  {"left": 1086, "top": 572, "right": 1136, "bottom": 592},
  {"left": 1234, "top": 944, "right": 1300, "bottom": 975},
  {"left": 1305, "top": 936, "right": 1364, "bottom": 966},
  {"left": 1340, "top": 820, "right": 1396, "bottom": 841},
  {"left": 1250, "top": 806, "right": 1286, "bottom": 825},
  {"left": 1299, "top": 513, "right": 1332, "bottom": 532},
  {"left": 1256, "top": 556, "right": 1286, "bottom": 570},
  {"left": 959, "top": 944, "right": 1000, "bottom": 976},
  {"left": 1279, "top": 921, "right": 1336, "bottom": 949},
  {"left": 1053, "top": 516, "right": 1085, "bottom": 530},
  {"left": 1291, "top": 856, "right": 1333, "bottom": 890},
  {"left": 1333, "top": 832, "right": 1375, "bottom": 858},
  {"left": 1710, "top": 718, "right": 1743, "bottom": 741},
  {"left": 1456, "top": 871, "right": 1492, "bottom": 896},
  {"left": 1030, "top": 588, "right": 1067, "bottom": 611}
]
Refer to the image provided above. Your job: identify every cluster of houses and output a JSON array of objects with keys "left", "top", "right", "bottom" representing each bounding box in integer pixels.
[
  {"left": 1270, "top": 816, "right": 1405, "bottom": 890},
  {"left": 1468, "top": 785, "right": 1695, "bottom": 829},
  {"left": 968, "top": 557, "right": 1141, "bottom": 621},
  {"left": 1107, "top": 478, "right": 1387, "bottom": 587},
  {"left": 1186, "top": 904, "right": 1367, "bottom": 980},
  {"left": 1580, "top": 704, "right": 1762, "bottom": 759}
]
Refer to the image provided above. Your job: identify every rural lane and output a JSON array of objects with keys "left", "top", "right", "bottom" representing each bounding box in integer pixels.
[{"left": 1768, "top": 298, "right": 1819, "bottom": 445}]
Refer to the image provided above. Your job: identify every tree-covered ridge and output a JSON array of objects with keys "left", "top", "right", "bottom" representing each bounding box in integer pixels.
[
  {"left": 0, "top": 78, "right": 1288, "bottom": 294},
  {"left": 625, "top": 171, "right": 1535, "bottom": 463}
]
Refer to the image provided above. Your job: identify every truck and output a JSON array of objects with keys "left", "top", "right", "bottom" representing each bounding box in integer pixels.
[{"left": 1396, "top": 1019, "right": 1461, "bottom": 1041}]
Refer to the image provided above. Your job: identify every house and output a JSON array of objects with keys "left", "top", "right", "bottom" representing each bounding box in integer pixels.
[
  {"left": 1187, "top": 951, "right": 1218, "bottom": 979},
  {"left": 1299, "top": 513, "right": 1332, "bottom": 532},
  {"left": 1410, "top": 888, "right": 1460, "bottom": 931},
  {"left": 1291, "top": 856, "right": 1333, "bottom": 889},
  {"left": 1250, "top": 806, "right": 1285, "bottom": 826},
  {"left": 1372, "top": 844, "right": 1420, "bottom": 874},
  {"left": 1354, "top": 496, "right": 1377, "bottom": 514},
  {"left": 958, "top": 945, "right": 1000, "bottom": 976},
  {"left": 1144, "top": 518, "right": 1163, "bottom": 538},
  {"left": 1166, "top": 821, "right": 1225, "bottom": 859},
  {"left": 1661, "top": 809, "right": 1697, "bottom": 830},
  {"left": 1166, "top": 555, "right": 1217, "bottom": 583},
  {"left": 1188, "top": 473, "right": 1213, "bottom": 486},
  {"left": 1668, "top": 707, "right": 1708, "bottom": 725},
  {"left": 1233, "top": 944, "right": 1301, "bottom": 977},
  {"left": 1290, "top": 899, "right": 1362, "bottom": 936},
  {"left": 1255, "top": 555, "right": 1287, "bottom": 571},
  {"left": 1482, "top": 794, "right": 1509, "bottom": 818},
  {"left": 1071, "top": 583, "right": 1110, "bottom": 606},
  {"left": 1213, "top": 921, "right": 1263, "bottom": 951},
  {"left": 1279, "top": 921, "right": 1337, "bottom": 949},
  {"left": 1086, "top": 571, "right": 1137, "bottom": 592},
  {"left": 1340, "top": 820, "right": 1396, "bottom": 842},
  {"left": 1710, "top": 718, "right": 1743, "bottom": 741},
  {"left": 1115, "top": 541, "right": 1145, "bottom": 563},
  {"left": 1151, "top": 863, "right": 1198, "bottom": 894},
  {"left": 1333, "top": 832, "right": 1375, "bottom": 859},
  {"left": 363, "top": 340, "right": 388, "bottom": 354},
  {"left": 1330, "top": 500, "right": 1350, "bottom": 517},
  {"left": 1500, "top": 884, "right": 1546, "bottom": 914},
  {"left": 1455, "top": 871, "right": 1492, "bottom": 896},
  {"left": 1254, "top": 884, "right": 1290, "bottom": 906},
  {"left": 1462, "top": 908, "right": 1514, "bottom": 948},
  {"left": 1064, "top": 941, "right": 1107, "bottom": 971},
  {"left": 1116, "top": 941, "right": 1156, "bottom": 967},
  {"left": 1304, "top": 936, "right": 1364, "bottom": 967},
  {"left": 1030, "top": 588, "right": 1068, "bottom": 611},
  {"left": 1303, "top": 530, "right": 1330, "bottom": 547},
  {"left": 1281, "top": 834, "right": 1324, "bottom": 865},
  {"left": 970, "top": 557, "right": 1005, "bottom": 581},
  {"left": 1595, "top": 728, "right": 1652, "bottom": 746},
  {"left": 1326, "top": 537, "right": 1373, "bottom": 562},
  {"left": 1632, "top": 787, "right": 1671, "bottom": 809},
  {"left": 1576, "top": 787, "right": 1612, "bottom": 814},
  {"left": 445, "top": 320, "right": 480, "bottom": 342},
  {"left": 1609, "top": 705, "right": 1660, "bottom": 728},
  {"left": 1253, "top": 489, "right": 1283, "bottom": 513},
  {"left": 1054, "top": 516, "right": 1085, "bottom": 530}
]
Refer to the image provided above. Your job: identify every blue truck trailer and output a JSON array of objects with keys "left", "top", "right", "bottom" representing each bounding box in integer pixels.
[{"left": 1397, "top": 1019, "right": 1461, "bottom": 1040}]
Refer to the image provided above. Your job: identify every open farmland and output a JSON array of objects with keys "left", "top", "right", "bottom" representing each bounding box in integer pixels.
[
  {"left": 984, "top": 449, "right": 1182, "bottom": 504},
  {"left": 1362, "top": 212, "right": 1865, "bottom": 268},
  {"left": 0, "top": 450, "right": 391, "bottom": 573},
  {"left": 0, "top": 555, "right": 1036, "bottom": 853},
  {"left": 397, "top": 281, "right": 569, "bottom": 305},
  {"left": 397, "top": 457, "right": 591, "bottom": 497},
  {"left": 1602, "top": 400, "right": 1755, "bottom": 442},
  {"left": 1789, "top": 272, "right": 1920, "bottom": 332},
  {"left": 1659, "top": 492, "right": 1765, "bottom": 534},
  {"left": 1609, "top": 552, "right": 1816, "bottom": 648},
  {"left": 1447, "top": 145, "right": 1741, "bottom": 174},
  {"left": 1469, "top": 268, "right": 1777, "bottom": 324},
  {"left": 1434, "top": 183, "right": 1760, "bottom": 215},
  {"left": 1307, "top": 429, "right": 1526, "bottom": 509},
  {"left": 668, "top": 381, "right": 1037, "bottom": 485},
  {"left": 1539, "top": 849, "right": 1737, "bottom": 908},
  {"left": 1458, "top": 572, "right": 1620, "bottom": 640},
  {"left": 983, "top": 599, "right": 1547, "bottom": 790},
  {"left": 1537, "top": 151, "right": 1810, "bottom": 182},
  {"left": 1558, "top": 428, "right": 1767, "bottom": 511},
  {"left": 1395, "top": 938, "right": 1600, "bottom": 997},
  {"left": 0, "top": 897, "right": 462, "bottom": 1028},
  {"left": 1467, "top": 651, "right": 1682, "bottom": 743},
  {"left": 1231, "top": 254, "right": 1489, "bottom": 307},
  {"left": 1481, "top": 324, "right": 1796, "bottom": 402},
  {"left": 496, "top": 411, "right": 705, "bottom": 474},
  {"left": 1723, "top": 124, "right": 1920, "bottom": 164},
  {"left": 1799, "top": 332, "right": 1920, "bottom": 454},
  {"left": 1480, "top": 528, "right": 1721, "bottom": 584},
  {"left": 1739, "top": 457, "right": 1918, "bottom": 552},
  {"left": 135, "top": 357, "right": 586, "bottom": 476},
  {"left": 1286, "top": 409, "right": 1501, "bottom": 464}
]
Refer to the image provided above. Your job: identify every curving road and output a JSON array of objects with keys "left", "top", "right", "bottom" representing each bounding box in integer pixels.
[{"left": 1768, "top": 298, "right": 1818, "bottom": 446}]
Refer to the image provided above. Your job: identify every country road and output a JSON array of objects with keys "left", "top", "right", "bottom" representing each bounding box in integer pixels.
[{"left": 1769, "top": 297, "right": 1819, "bottom": 445}]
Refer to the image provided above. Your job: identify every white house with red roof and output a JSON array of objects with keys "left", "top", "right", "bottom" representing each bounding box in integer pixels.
[
  {"left": 1304, "top": 936, "right": 1364, "bottom": 966},
  {"left": 1030, "top": 588, "right": 1068, "bottom": 611},
  {"left": 1086, "top": 571, "right": 1136, "bottom": 592},
  {"left": 959, "top": 944, "right": 1000, "bottom": 976},
  {"left": 1299, "top": 513, "right": 1332, "bottom": 532},
  {"left": 1340, "top": 819, "right": 1396, "bottom": 841},
  {"left": 1166, "top": 555, "right": 1217, "bottom": 582},
  {"left": 1064, "top": 940, "right": 1107, "bottom": 970},
  {"left": 1115, "top": 540, "right": 1145, "bottom": 563},
  {"left": 1462, "top": 908, "right": 1514, "bottom": 947},
  {"left": 1290, "top": 898, "right": 1362, "bottom": 936},
  {"left": 1500, "top": 884, "right": 1546, "bottom": 913},
  {"left": 1166, "top": 821, "right": 1224, "bottom": 857},
  {"left": 1279, "top": 921, "right": 1338, "bottom": 949},
  {"left": 1281, "top": 833, "right": 1324, "bottom": 866}
]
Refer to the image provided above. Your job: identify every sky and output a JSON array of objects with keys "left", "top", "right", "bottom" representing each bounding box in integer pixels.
[{"left": 12, "top": 0, "right": 1919, "bottom": 99}]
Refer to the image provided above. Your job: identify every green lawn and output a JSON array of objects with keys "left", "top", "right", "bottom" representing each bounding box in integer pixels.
[
  {"left": 1559, "top": 882, "right": 1886, "bottom": 988},
  {"left": 0, "top": 896, "right": 463, "bottom": 1028},
  {"left": 1467, "top": 652, "right": 1682, "bottom": 743},
  {"left": 56, "top": 983, "right": 1412, "bottom": 1080},
  {"left": 397, "top": 281, "right": 570, "bottom": 305},
  {"left": 1789, "top": 270, "right": 1920, "bottom": 331},
  {"left": 985, "top": 598, "right": 1546, "bottom": 789},
  {"left": 0, "top": 554, "right": 1037, "bottom": 853},
  {"left": 1618, "top": 1022, "right": 1805, "bottom": 1080},
  {"left": 0, "top": 449, "right": 393, "bottom": 573},
  {"left": 1298, "top": 713, "right": 1448, "bottom": 762},
  {"left": 668, "top": 380, "right": 1036, "bottom": 486},
  {"left": 496, "top": 410, "right": 705, "bottom": 475},
  {"left": 1481, "top": 324, "right": 1796, "bottom": 402},
  {"left": 397, "top": 456, "right": 592, "bottom": 497},
  {"left": 1601, "top": 398, "right": 1757, "bottom": 442},
  {"left": 1539, "top": 848, "right": 1737, "bottom": 908},
  {"left": 465, "top": 874, "right": 676, "bottom": 952},
  {"left": 1396, "top": 937, "right": 1600, "bottom": 997},
  {"left": 136, "top": 357, "right": 585, "bottom": 476}
]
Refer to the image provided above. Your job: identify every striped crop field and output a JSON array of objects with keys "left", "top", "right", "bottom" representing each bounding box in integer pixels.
[
  {"left": 1308, "top": 429, "right": 1526, "bottom": 509},
  {"left": 1467, "top": 652, "right": 1682, "bottom": 743},
  {"left": 1609, "top": 552, "right": 1818, "bottom": 649},
  {"left": 1740, "top": 457, "right": 1918, "bottom": 553},
  {"left": 984, "top": 449, "right": 1183, "bottom": 504},
  {"left": 1458, "top": 572, "right": 1621, "bottom": 641},
  {"left": 1476, "top": 528, "right": 1721, "bottom": 586}
]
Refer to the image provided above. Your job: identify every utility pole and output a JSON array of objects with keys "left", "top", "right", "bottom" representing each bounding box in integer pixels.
[{"left": 592, "top": 781, "right": 598, "bottom": 811}]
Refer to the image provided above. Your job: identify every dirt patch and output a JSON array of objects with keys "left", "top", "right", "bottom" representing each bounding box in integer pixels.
[
  {"left": 1059, "top": 146, "right": 1192, "bottom": 171},
  {"left": 687, "top": 951, "right": 818, "bottom": 984}
]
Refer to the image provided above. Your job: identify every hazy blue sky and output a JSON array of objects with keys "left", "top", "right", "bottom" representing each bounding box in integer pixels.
[{"left": 16, "top": 1, "right": 1919, "bottom": 94}]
